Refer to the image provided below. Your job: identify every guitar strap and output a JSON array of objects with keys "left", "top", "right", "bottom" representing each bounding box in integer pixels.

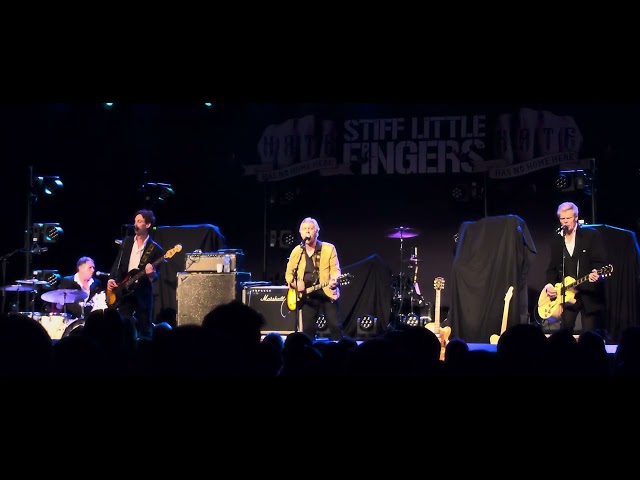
[
  {"left": 313, "top": 243, "right": 321, "bottom": 283},
  {"left": 138, "top": 241, "right": 155, "bottom": 270}
]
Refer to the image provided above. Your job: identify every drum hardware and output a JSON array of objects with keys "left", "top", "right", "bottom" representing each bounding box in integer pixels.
[{"left": 386, "top": 226, "right": 422, "bottom": 328}]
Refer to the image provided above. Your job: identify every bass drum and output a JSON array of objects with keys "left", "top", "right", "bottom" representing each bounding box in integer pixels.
[
  {"left": 62, "top": 318, "right": 86, "bottom": 338},
  {"left": 39, "top": 314, "right": 75, "bottom": 340}
]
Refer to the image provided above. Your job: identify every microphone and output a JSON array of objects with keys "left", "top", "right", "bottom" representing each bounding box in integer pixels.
[
  {"left": 300, "top": 236, "right": 310, "bottom": 248},
  {"left": 115, "top": 239, "right": 123, "bottom": 245},
  {"left": 95, "top": 271, "right": 110, "bottom": 277},
  {"left": 556, "top": 225, "right": 569, "bottom": 236},
  {"left": 23, "top": 246, "right": 48, "bottom": 255}
]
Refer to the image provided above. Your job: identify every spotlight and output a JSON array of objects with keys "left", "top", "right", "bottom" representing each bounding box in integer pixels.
[
  {"left": 140, "top": 182, "right": 175, "bottom": 205},
  {"left": 279, "top": 230, "right": 296, "bottom": 249},
  {"left": 316, "top": 314, "right": 330, "bottom": 338},
  {"left": 451, "top": 185, "right": 465, "bottom": 201},
  {"left": 555, "top": 169, "right": 592, "bottom": 195},
  {"left": 34, "top": 176, "right": 63, "bottom": 196},
  {"left": 357, "top": 314, "right": 378, "bottom": 338},
  {"left": 32, "top": 223, "right": 63, "bottom": 244},
  {"left": 33, "top": 269, "right": 61, "bottom": 288},
  {"left": 405, "top": 313, "right": 421, "bottom": 327},
  {"left": 44, "top": 223, "right": 63, "bottom": 242}
]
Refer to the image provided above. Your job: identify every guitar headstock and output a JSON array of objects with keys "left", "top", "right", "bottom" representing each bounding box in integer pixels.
[
  {"left": 165, "top": 244, "right": 183, "bottom": 259},
  {"left": 434, "top": 276, "right": 445, "bottom": 291},
  {"left": 338, "top": 273, "right": 353, "bottom": 286},
  {"left": 599, "top": 264, "right": 613, "bottom": 277},
  {"left": 505, "top": 286, "right": 514, "bottom": 301}
]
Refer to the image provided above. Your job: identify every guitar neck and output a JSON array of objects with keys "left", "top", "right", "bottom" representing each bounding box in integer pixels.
[
  {"left": 500, "top": 287, "right": 513, "bottom": 335},
  {"left": 126, "top": 255, "right": 165, "bottom": 286},
  {"left": 434, "top": 290, "right": 441, "bottom": 331},
  {"left": 306, "top": 279, "right": 330, "bottom": 294},
  {"left": 566, "top": 273, "right": 590, "bottom": 289}
]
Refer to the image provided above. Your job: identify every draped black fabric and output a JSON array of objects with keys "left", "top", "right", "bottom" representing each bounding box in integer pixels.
[
  {"left": 449, "top": 215, "right": 537, "bottom": 343},
  {"left": 588, "top": 224, "right": 640, "bottom": 343},
  {"left": 339, "top": 254, "right": 393, "bottom": 337},
  {"left": 151, "top": 224, "right": 226, "bottom": 322}
]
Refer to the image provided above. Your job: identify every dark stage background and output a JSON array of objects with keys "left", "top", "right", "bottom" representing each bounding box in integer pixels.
[{"left": 1, "top": 103, "right": 638, "bottom": 334}]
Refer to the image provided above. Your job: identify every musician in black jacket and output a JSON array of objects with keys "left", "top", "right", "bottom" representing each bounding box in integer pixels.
[
  {"left": 543, "top": 201, "right": 607, "bottom": 335},
  {"left": 107, "top": 209, "right": 164, "bottom": 340}
]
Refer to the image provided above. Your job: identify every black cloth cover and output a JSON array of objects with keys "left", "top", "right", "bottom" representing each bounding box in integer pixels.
[
  {"left": 449, "top": 215, "right": 537, "bottom": 343},
  {"left": 339, "top": 254, "right": 392, "bottom": 337},
  {"left": 151, "top": 224, "right": 226, "bottom": 322},
  {"left": 588, "top": 224, "right": 640, "bottom": 342}
]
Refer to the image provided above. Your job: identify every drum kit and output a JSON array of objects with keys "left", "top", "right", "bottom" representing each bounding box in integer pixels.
[
  {"left": 385, "top": 226, "right": 431, "bottom": 327},
  {"left": 2, "top": 280, "right": 88, "bottom": 340}
]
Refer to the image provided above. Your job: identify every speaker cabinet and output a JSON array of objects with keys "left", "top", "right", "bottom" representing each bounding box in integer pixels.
[
  {"left": 176, "top": 272, "right": 251, "bottom": 327},
  {"left": 242, "top": 285, "right": 298, "bottom": 333}
]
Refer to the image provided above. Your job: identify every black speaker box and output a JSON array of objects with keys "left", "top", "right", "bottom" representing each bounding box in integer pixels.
[
  {"left": 176, "top": 272, "right": 251, "bottom": 327},
  {"left": 242, "top": 285, "right": 298, "bottom": 333}
]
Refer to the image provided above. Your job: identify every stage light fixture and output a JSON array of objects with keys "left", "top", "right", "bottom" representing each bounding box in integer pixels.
[
  {"left": 358, "top": 315, "right": 376, "bottom": 331},
  {"left": 357, "top": 314, "right": 378, "bottom": 338},
  {"left": 555, "top": 169, "right": 592, "bottom": 195},
  {"left": 35, "top": 176, "right": 63, "bottom": 196},
  {"left": 140, "top": 182, "right": 175, "bottom": 205},
  {"left": 279, "top": 230, "right": 296, "bottom": 249},
  {"left": 316, "top": 314, "right": 327, "bottom": 330},
  {"left": 33, "top": 269, "right": 61, "bottom": 288},
  {"left": 32, "top": 223, "right": 63, "bottom": 243}
]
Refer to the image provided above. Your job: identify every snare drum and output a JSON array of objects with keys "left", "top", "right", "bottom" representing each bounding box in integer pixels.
[{"left": 39, "top": 314, "right": 75, "bottom": 340}]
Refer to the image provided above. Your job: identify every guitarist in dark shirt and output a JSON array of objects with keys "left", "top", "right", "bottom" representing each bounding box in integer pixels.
[
  {"left": 542, "top": 201, "right": 607, "bottom": 335},
  {"left": 107, "top": 209, "right": 164, "bottom": 340}
]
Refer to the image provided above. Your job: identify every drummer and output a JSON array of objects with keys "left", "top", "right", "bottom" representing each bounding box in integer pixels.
[{"left": 50, "top": 256, "right": 104, "bottom": 319}]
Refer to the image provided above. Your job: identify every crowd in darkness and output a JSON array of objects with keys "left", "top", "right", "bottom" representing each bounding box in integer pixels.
[{"left": 1, "top": 300, "right": 640, "bottom": 378}]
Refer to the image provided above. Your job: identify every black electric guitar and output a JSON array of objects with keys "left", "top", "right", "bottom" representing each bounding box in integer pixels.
[
  {"left": 106, "top": 244, "right": 182, "bottom": 308},
  {"left": 286, "top": 273, "right": 353, "bottom": 311}
]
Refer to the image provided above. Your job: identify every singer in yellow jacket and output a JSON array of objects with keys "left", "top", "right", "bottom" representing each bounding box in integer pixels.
[{"left": 285, "top": 217, "right": 343, "bottom": 341}]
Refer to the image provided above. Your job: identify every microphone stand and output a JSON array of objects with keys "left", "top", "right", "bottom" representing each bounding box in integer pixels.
[
  {"left": 560, "top": 230, "right": 566, "bottom": 330},
  {"left": 292, "top": 243, "right": 305, "bottom": 332},
  {"left": 1, "top": 249, "right": 20, "bottom": 314}
]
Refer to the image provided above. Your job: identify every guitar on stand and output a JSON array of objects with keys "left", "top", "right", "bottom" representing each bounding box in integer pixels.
[
  {"left": 490, "top": 285, "right": 514, "bottom": 345},
  {"left": 424, "top": 276, "right": 451, "bottom": 361}
]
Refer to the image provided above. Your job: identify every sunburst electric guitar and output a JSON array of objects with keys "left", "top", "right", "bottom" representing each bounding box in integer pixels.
[
  {"left": 286, "top": 273, "right": 353, "bottom": 311},
  {"left": 424, "top": 276, "right": 451, "bottom": 361},
  {"left": 106, "top": 244, "right": 183, "bottom": 308},
  {"left": 490, "top": 286, "right": 514, "bottom": 345},
  {"left": 537, "top": 264, "right": 613, "bottom": 322}
]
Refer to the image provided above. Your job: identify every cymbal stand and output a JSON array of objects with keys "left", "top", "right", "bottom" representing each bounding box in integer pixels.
[{"left": 390, "top": 232, "right": 407, "bottom": 328}]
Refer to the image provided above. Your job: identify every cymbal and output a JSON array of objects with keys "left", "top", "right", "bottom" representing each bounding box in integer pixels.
[
  {"left": 2, "top": 285, "right": 37, "bottom": 292},
  {"left": 16, "top": 279, "right": 50, "bottom": 285},
  {"left": 386, "top": 226, "right": 420, "bottom": 239},
  {"left": 41, "top": 289, "right": 88, "bottom": 304}
]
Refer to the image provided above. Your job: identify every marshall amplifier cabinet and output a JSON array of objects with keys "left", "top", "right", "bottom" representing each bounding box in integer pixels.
[
  {"left": 184, "top": 249, "right": 244, "bottom": 272},
  {"left": 176, "top": 271, "right": 251, "bottom": 326},
  {"left": 242, "top": 285, "right": 298, "bottom": 333}
]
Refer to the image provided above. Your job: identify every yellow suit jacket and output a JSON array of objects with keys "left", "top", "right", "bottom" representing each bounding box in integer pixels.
[{"left": 285, "top": 241, "right": 341, "bottom": 301}]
